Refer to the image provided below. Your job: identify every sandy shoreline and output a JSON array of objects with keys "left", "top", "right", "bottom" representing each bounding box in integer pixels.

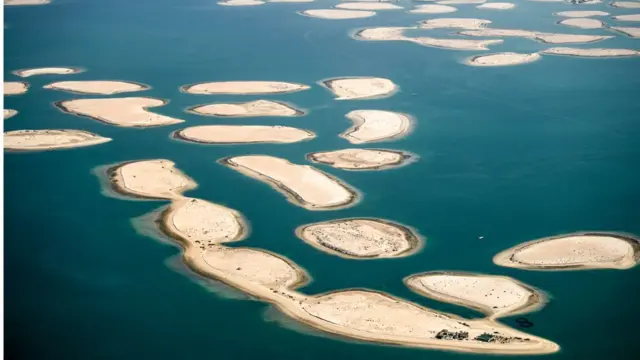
[
  {"left": 307, "top": 148, "right": 414, "bottom": 170},
  {"left": 173, "top": 125, "right": 315, "bottom": 144},
  {"left": 188, "top": 100, "right": 305, "bottom": 117},
  {"left": 610, "top": 26, "right": 640, "bottom": 38},
  {"left": 4, "top": 82, "right": 29, "bottom": 95},
  {"left": 4, "top": 129, "right": 111, "bottom": 151},
  {"left": 4, "top": 109, "right": 18, "bottom": 119},
  {"left": 342, "top": 110, "right": 413, "bottom": 143},
  {"left": 44, "top": 80, "right": 149, "bottom": 95},
  {"left": 13, "top": 67, "right": 83, "bottom": 77},
  {"left": 321, "top": 77, "right": 398, "bottom": 100},
  {"left": 181, "top": 81, "right": 310, "bottom": 95}
]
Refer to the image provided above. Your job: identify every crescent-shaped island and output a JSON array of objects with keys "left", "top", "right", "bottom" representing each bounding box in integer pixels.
[{"left": 342, "top": 110, "right": 413, "bottom": 143}]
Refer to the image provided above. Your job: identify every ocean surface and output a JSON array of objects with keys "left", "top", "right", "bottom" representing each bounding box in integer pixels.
[{"left": 4, "top": 0, "right": 640, "bottom": 359}]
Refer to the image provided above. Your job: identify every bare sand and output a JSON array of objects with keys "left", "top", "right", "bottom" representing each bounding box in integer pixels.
[
  {"left": 559, "top": 18, "right": 604, "bottom": 29},
  {"left": 221, "top": 155, "right": 358, "bottom": 210},
  {"left": 459, "top": 29, "right": 612, "bottom": 44},
  {"left": 477, "top": 2, "right": 515, "bottom": 10},
  {"left": 466, "top": 52, "right": 541, "bottom": 66},
  {"left": 268, "top": 0, "right": 315, "bottom": 2},
  {"left": 218, "top": 0, "right": 265, "bottom": 5},
  {"left": 188, "top": 100, "right": 304, "bottom": 117},
  {"left": 295, "top": 218, "right": 422, "bottom": 259},
  {"left": 411, "top": 37, "right": 502, "bottom": 50},
  {"left": 409, "top": 4, "right": 458, "bottom": 13},
  {"left": 613, "top": 14, "right": 640, "bottom": 21},
  {"left": 300, "top": 9, "right": 376, "bottom": 19},
  {"left": 56, "top": 97, "right": 184, "bottom": 127},
  {"left": 336, "top": 2, "right": 402, "bottom": 10},
  {"left": 352, "top": 27, "right": 409, "bottom": 41},
  {"left": 420, "top": 18, "right": 491, "bottom": 29},
  {"left": 107, "top": 159, "right": 197, "bottom": 200},
  {"left": 611, "top": 26, "right": 640, "bottom": 37},
  {"left": 321, "top": 77, "right": 398, "bottom": 100},
  {"left": 4, "top": 109, "right": 18, "bottom": 119},
  {"left": 13, "top": 67, "right": 82, "bottom": 77},
  {"left": 5, "top": 0, "right": 50, "bottom": 5},
  {"left": 307, "top": 148, "right": 412, "bottom": 170},
  {"left": 459, "top": 29, "right": 539, "bottom": 38},
  {"left": 436, "top": 0, "right": 486, "bottom": 4},
  {"left": 44, "top": 80, "right": 149, "bottom": 95},
  {"left": 493, "top": 232, "right": 640, "bottom": 270},
  {"left": 181, "top": 81, "right": 310, "bottom": 95},
  {"left": 4, "top": 129, "right": 111, "bottom": 151},
  {"left": 405, "top": 272, "right": 547, "bottom": 319},
  {"left": 611, "top": 1, "right": 640, "bottom": 8},
  {"left": 174, "top": 125, "right": 315, "bottom": 144},
  {"left": 4, "top": 82, "right": 29, "bottom": 95},
  {"left": 342, "top": 110, "right": 412, "bottom": 144},
  {"left": 541, "top": 47, "right": 639, "bottom": 57},
  {"left": 555, "top": 10, "right": 609, "bottom": 17}
]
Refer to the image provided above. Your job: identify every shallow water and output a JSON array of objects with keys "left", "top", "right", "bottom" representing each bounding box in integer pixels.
[{"left": 4, "top": 0, "right": 640, "bottom": 359}]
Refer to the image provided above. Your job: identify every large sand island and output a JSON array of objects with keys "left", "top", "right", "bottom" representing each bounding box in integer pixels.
[
  {"left": 13, "top": 67, "right": 82, "bottom": 77},
  {"left": 342, "top": 110, "right": 412, "bottom": 143},
  {"left": 218, "top": 0, "right": 265, "bottom": 5},
  {"left": 409, "top": 4, "right": 458, "bottom": 13},
  {"left": 436, "top": 0, "right": 486, "bottom": 4},
  {"left": 44, "top": 80, "right": 149, "bottom": 95},
  {"left": 56, "top": 97, "right": 184, "bottom": 127},
  {"left": 405, "top": 272, "right": 546, "bottom": 319},
  {"left": 611, "top": 1, "right": 640, "bottom": 8},
  {"left": 321, "top": 77, "right": 397, "bottom": 100},
  {"left": 307, "top": 148, "right": 413, "bottom": 170},
  {"left": 459, "top": 29, "right": 612, "bottom": 44},
  {"left": 541, "top": 47, "right": 639, "bottom": 57},
  {"left": 174, "top": 125, "right": 315, "bottom": 144},
  {"left": 555, "top": 10, "right": 609, "bottom": 17},
  {"left": 181, "top": 81, "right": 310, "bottom": 95},
  {"left": 4, "top": 129, "right": 111, "bottom": 151},
  {"left": 4, "top": 82, "right": 29, "bottom": 95},
  {"left": 419, "top": 18, "right": 491, "bottom": 29},
  {"left": 336, "top": 2, "right": 402, "bottom": 10},
  {"left": 188, "top": 100, "right": 304, "bottom": 117},
  {"left": 477, "top": 2, "right": 515, "bottom": 10},
  {"left": 558, "top": 18, "right": 603, "bottom": 29},
  {"left": 493, "top": 232, "right": 640, "bottom": 270},
  {"left": 466, "top": 52, "right": 541, "bottom": 66},
  {"left": 613, "top": 14, "right": 640, "bottom": 21},
  {"left": 107, "top": 159, "right": 197, "bottom": 200},
  {"left": 5, "top": 0, "right": 50, "bottom": 5},
  {"left": 295, "top": 218, "right": 422, "bottom": 259},
  {"left": 4, "top": 109, "right": 18, "bottom": 119},
  {"left": 411, "top": 37, "right": 502, "bottom": 50},
  {"left": 611, "top": 26, "right": 640, "bottom": 38},
  {"left": 221, "top": 155, "right": 358, "bottom": 210},
  {"left": 300, "top": 9, "right": 376, "bottom": 19}
]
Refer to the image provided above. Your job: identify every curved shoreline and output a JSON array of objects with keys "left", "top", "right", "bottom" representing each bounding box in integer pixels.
[
  {"left": 44, "top": 80, "right": 150, "bottom": 95},
  {"left": 306, "top": 149, "right": 416, "bottom": 171},
  {"left": 4, "top": 81, "right": 29, "bottom": 95},
  {"left": 4, "top": 129, "right": 112, "bottom": 152},
  {"left": 319, "top": 77, "right": 399, "bottom": 101},
  {"left": 172, "top": 126, "right": 316, "bottom": 145},
  {"left": 341, "top": 110, "right": 414, "bottom": 144},
  {"left": 12, "top": 66, "right": 85, "bottom": 78},
  {"left": 186, "top": 100, "right": 306, "bottom": 118}
]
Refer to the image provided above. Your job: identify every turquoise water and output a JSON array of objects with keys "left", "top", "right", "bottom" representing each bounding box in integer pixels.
[{"left": 4, "top": 0, "right": 640, "bottom": 359}]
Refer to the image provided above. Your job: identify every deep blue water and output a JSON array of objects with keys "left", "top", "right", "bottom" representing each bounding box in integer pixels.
[{"left": 4, "top": 0, "right": 640, "bottom": 359}]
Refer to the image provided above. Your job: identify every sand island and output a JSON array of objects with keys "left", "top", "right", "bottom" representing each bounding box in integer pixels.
[
  {"left": 4, "top": 109, "right": 18, "bottom": 119},
  {"left": 220, "top": 155, "right": 359, "bottom": 210},
  {"left": 613, "top": 14, "right": 640, "bottom": 21},
  {"left": 300, "top": 9, "right": 376, "bottom": 19},
  {"left": 188, "top": 100, "right": 304, "bottom": 117},
  {"left": 336, "top": 2, "right": 402, "bottom": 10},
  {"left": 295, "top": 218, "right": 422, "bottom": 259},
  {"left": 611, "top": 1, "right": 640, "bottom": 8},
  {"left": 419, "top": 18, "right": 492, "bottom": 30},
  {"left": 307, "top": 148, "right": 413, "bottom": 170},
  {"left": 4, "top": 0, "right": 50, "bottom": 5},
  {"left": 436, "top": 0, "right": 486, "bottom": 4},
  {"left": 493, "top": 232, "right": 640, "bottom": 270},
  {"left": 13, "top": 67, "right": 82, "bottom": 77},
  {"left": 4, "top": 129, "right": 111, "bottom": 151},
  {"left": 610, "top": 26, "right": 640, "bottom": 38},
  {"left": 321, "top": 77, "right": 397, "bottom": 100},
  {"left": 44, "top": 80, "right": 149, "bottom": 95},
  {"left": 459, "top": 29, "right": 612, "bottom": 44},
  {"left": 342, "top": 110, "right": 412, "bottom": 143},
  {"left": 218, "top": 0, "right": 265, "bottom": 5},
  {"left": 412, "top": 37, "right": 502, "bottom": 50},
  {"left": 558, "top": 18, "right": 603, "bottom": 29},
  {"left": 409, "top": 4, "right": 458, "bottom": 13},
  {"left": 107, "top": 159, "right": 197, "bottom": 200},
  {"left": 181, "top": 81, "right": 310, "bottom": 95},
  {"left": 174, "top": 125, "right": 315, "bottom": 144},
  {"left": 56, "top": 97, "right": 184, "bottom": 127},
  {"left": 477, "top": 2, "right": 515, "bottom": 10},
  {"left": 4, "top": 82, "right": 29, "bottom": 95},
  {"left": 555, "top": 10, "right": 609, "bottom": 17},
  {"left": 541, "top": 47, "right": 639, "bottom": 57},
  {"left": 466, "top": 52, "right": 541, "bottom": 66},
  {"left": 405, "top": 272, "right": 547, "bottom": 319}
]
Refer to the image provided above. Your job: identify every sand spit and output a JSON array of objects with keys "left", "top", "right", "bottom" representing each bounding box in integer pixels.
[
  {"left": 409, "top": 4, "right": 458, "bottom": 13},
  {"left": 4, "top": 109, "right": 18, "bottom": 119},
  {"left": 5, "top": 0, "right": 50, "bottom": 5},
  {"left": 336, "top": 2, "right": 402, "bottom": 10},
  {"left": 342, "top": 110, "right": 412, "bottom": 143},
  {"left": 13, "top": 67, "right": 82, "bottom": 77},
  {"left": 611, "top": 26, "right": 640, "bottom": 37},
  {"left": 494, "top": 232, "right": 640, "bottom": 270},
  {"left": 459, "top": 29, "right": 612, "bottom": 44},
  {"left": 189, "top": 100, "right": 304, "bottom": 117},
  {"left": 613, "top": 14, "right": 640, "bottom": 21},
  {"left": 420, "top": 18, "right": 491, "bottom": 29},
  {"left": 321, "top": 77, "right": 397, "bottom": 100},
  {"left": 541, "top": 47, "right": 640, "bottom": 57},
  {"left": 174, "top": 125, "right": 315, "bottom": 144},
  {"left": 611, "top": 1, "right": 640, "bottom": 8},
  {"left": 107, "top": 159, "right": 197, "bottom": 200},
  {"left": 412, "top": 37, "right": 502, "bottom": 50},
  {"left": 181, "top": 81, "right": 310, "bottom": 95},
  {"left": 56, "top": 97, "right": 184, "bottom": 127},
  {"left": 556, "top": 10, "right": 609, "bottom": 17},
  {"left": 4, "top": 82, "right": 29, "bottom": 95},
  {"left": 559, "top": 18, "right": 604, "bottom": 29},
  {"left": 218, "top": 0, "right": 265, "bottom": 5},
  {"left": 296, "top": 218, "right": 422, "bottom": 259},
  {"left": 44, "top": 80, "right": 149, "bottom": 95},
  {"left": 437, "top": 0, "right": 486, "bottom": 4},
  {"left": 4, "top": 129, "right": 111, "bottom": 151},
  {"left": 405, "top": 272, "right": 547, "bottom": 319},
  {"left": 477, "top": 2, "right": 515, "bottom": 10},
  {"left": 307, "top": 148, "right": 413, "bottom": 170},
  {"left": 466, "top": 52, "right": 541, "bottom": 66},
  {"left": 221, "top": 155, "right": 358, "bottom": 210},
  {"left": 300, "top": 9, "right": 376, "bottom": 19}
]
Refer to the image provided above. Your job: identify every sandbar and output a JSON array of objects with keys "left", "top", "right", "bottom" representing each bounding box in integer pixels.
[
  {"left": 307, "top": 148, "right": 413, "bottom": 170},
  {"left": 218, "top": 0, "right": 265, "bottom": 5},
  {"left": 342, "top": 110, "right": 412, "bottom": 143},
  {"left": 300, "top": 9, "right": 376, "bottom": 19},
  {"left": 4, "top": 82, "right": 29, "bottom": 95},
  {"left": 220, "top": 155, "right": 358, "bottom": 210},
  {"left": 405, "top": 272, "right": 547, "bottom": 319},
  {"left": 13, "top": 67, "right": 82, "bottom": 77},
  {"left": 610, "top": 26, "right": 640, "bottom": 38},
  {"left": 613, "top": 14, "right": 640, "bottom": 21},
  {"left": 336, "top": 2, "right": 402, "bottom": 10},
  {"left": 477, "top": 2, "right": 515, "bottom": 10},
  {"left": 295, "top": 218, "right": 422, "bottom": 259},
  {"left": 107, "top": 159, "right": 197, "bottom": 200},
  {"left": 44, "top": 80, "right": 149, "bottom": 95},
  {"left": 411, "top": 37, "right": 502, "bottom": 50},
  {"left": 420, "top": 18, "right": 491, "bottom": 29},
  {"left": 4, "top": 109, "right": 18, "bottom": 119},
  {"left": 174, "top": 125, "right": 315, "bottom": 144},
  {"left": 56, "top": 97, "right": 184, "bottom": 127},
  {"left": 4, "top": 129, "right": 111, "bottom": 151},
  {"left": 611, "top": 1, "right": 640, "bottom": 8},
  {"left": 558, "top": 18, "right": 604, "bottom": 29},
  {"left": 493, "top": 232, "right": 640, "bottom": 270},
  {"left": 188, "top": 100, "right": 304, "bottom": 117},
  {"left": 541, "top": 47, "right": 640, "bottom": 57},
  {"left": 555, "top": 10, "right": 609, "bottom": 17},
  {"left": 321, "top": 77, "right": 398, "bottom": 100},
  {"left": 4, "top": 0, "right": 50, "bottom": 5},
  {"left": 466, "top": 52, "right": 541, "bottom": 66},
  {"left": 181, "top": 81, "right": 310, "bottom": 95},
  {"left": 409, "top": 4, "right": 458, "bottom": 13}
]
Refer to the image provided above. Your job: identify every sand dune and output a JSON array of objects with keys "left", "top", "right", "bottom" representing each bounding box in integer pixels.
[
  {"left": 4, "top": 82, "right": 28, "bottom": 95},
  {"left": 342, "top": 110, "right": 412, "bottom": 143},
  {"left": 44, "top": 80, "right": 149, "bottom": 95},
  {"left": 307, "top": 148, "right": 412, "bottom": 170},
  {"left": 4, "top": 129, "right": 111, "bottom": 151},
  {"left": 322, "top": 77, "right": 397, "bottom": 100},
  {"left": 182, "top": 81, "right": 310, "bottom": 95},
  {"left": 175, "top": 125, "right": 315, "bottom": 144},
  {"left": 107, "top": 159, "right": 197, "bottom": 200},
  {"left": 300, "top": 9, "right": 376, "bottom": 19},
  {"left": 189, "top": 100, "right": 303, "bottom": 117}
]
